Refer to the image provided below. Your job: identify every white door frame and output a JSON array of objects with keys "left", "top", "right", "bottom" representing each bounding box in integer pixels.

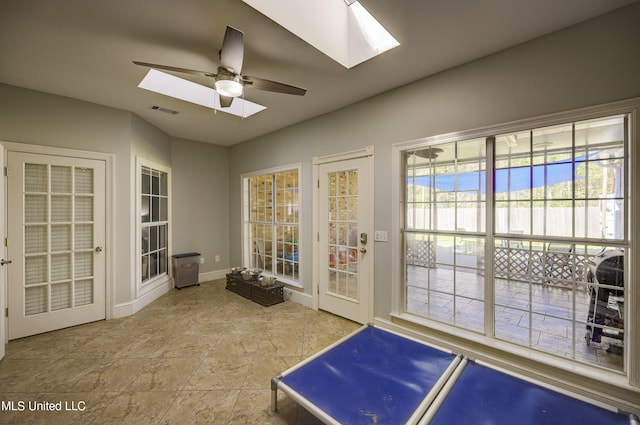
[
  {"left": 312, "top": 146, "right": 374, "bottom": 322},
  {"left": 0, "top": 144, "right": 5, "bottom": 359},
  {"left": 2, "top": 142, "right": 115, "bottom": 332}
]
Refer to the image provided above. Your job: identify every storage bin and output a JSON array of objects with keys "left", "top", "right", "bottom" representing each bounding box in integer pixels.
[
  {"left": 226, "top": 274, "right": 252, "bottom": 299},
  {"left": 251, "top": 283, "right": 284, "bottom": 306},
  {"left": 172, "top": 252, "right": 200, "bottom": 289},
  {"left": 226, "top": 273, "right": 284, "bottom": 306}
]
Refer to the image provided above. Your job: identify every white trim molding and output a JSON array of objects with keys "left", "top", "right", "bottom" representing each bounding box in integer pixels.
[
  {"left": 287, "top": 288, "right": 313, "bottom": 308},
  {"left": 312, "top": 145, "right": 375, "bottom": 321},
  {"left": 113, "top": 278, "right": 172, "bottom": 318},
  {"left": 134, "top": 157, "right": 172, "bottom": 301},
  {"left": 312, "top": 145, "right": 374, "bottom": 165},
  {"left": 1, "top": 141, "right": 116, "bottom": 323},
  {"left": 240, "top": 163, "right": 303, "bottom": 286},
  {"left": 199, "top": 269, "right": 231, "bottom": 283}
]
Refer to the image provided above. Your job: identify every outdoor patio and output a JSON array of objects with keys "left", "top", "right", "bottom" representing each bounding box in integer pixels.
[{"left": 405, "top": 257, "right": 624, "bottom": 372}]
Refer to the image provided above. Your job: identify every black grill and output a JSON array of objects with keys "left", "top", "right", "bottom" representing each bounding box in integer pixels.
[{"left": 586, "top": 250, "right": 624, "bottom": 344}]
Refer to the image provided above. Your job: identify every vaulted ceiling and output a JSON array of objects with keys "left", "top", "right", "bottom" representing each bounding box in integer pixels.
[{"left": 1, "top": 0, "right": 637, "bottom": 146}]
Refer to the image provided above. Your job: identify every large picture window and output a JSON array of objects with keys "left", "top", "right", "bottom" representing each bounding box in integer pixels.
[
  {"left": 403, "top": 113, "right": 628, "bottom": 374},
  {"left": 243, "top": 167, "right": 300, "bottom": 283}
]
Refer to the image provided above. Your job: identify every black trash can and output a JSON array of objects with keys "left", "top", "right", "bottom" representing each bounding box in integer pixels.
[{"left": 172, "top": 252, "right": 201, "bottom": 289}]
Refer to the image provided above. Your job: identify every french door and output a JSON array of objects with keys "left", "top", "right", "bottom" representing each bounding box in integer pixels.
[
  {"left": 318, "top": 155, "right": 372, "bottom": 324},
  {"left": 7, "top": 151, "right": 106, "bottom": 339}
]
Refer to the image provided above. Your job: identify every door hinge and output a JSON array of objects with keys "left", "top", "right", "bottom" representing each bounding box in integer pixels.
[
  {"left": 4, "top": 237, "right": 7, "bottom": 247},
  {"left": 317, "top": 232, "right": 319, "bottom": 242},
  {"left": 4, "top": 307, "right": 7, "bottom": 318},
  {"left": 317, "top": 179, "right": 320, "bottom": 189},
  {"left": 4, "top": 166, "right": 7, "bottom": 177}
]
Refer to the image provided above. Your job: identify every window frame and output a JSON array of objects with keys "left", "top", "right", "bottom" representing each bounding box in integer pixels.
[
  {"left": 391, "top": 98, "right": 640, "bottom": 393},
  {"left": 135, "top": 157, "right": 171, "bottom": 297},
  {"left": 241, "top": 163, "right": 302, "bottom": 287}
]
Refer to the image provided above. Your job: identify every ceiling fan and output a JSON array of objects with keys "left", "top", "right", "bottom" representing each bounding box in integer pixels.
[
  {"left": 413, "top": 147, "right": 444, "bottom": 159},
  {"left": 134, "top": 26, "right": 306, "bottom": 110}
]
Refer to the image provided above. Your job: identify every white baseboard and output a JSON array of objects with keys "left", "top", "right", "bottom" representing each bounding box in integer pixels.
[
  {"left": 199, "top": 269, "right": 230, "bottom": 283},
  {"left": 112, "top": 280, "right": 171, "bottom": 318},
  {"left": 112, "top": 301, "right": 132, "bottom": 319},
  {"left": 286, "top": 288, "right": 313, "bottom": 308},
  {"left": 112, "top": 271, "right": 312, "bottom": 318}
]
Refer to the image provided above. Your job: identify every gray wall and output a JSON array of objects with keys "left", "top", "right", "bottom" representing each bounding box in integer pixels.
[
  {"left": 228, "top": 3, "right": 640, "bottom": 317},
  {"left": 0, "top": 83, "right": 231, "bottom": 308},
  {"left": 0, "top": 84, "right": 136, "bottom": 305},
  {"left": 131, "top": 114, "right": 172, "bottom": 166},
  {"left": 171, "top": 138, "right": 230, "bottom": 272}
]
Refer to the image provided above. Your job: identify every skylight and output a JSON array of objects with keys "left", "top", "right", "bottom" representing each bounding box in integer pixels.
[
  {"left": 348, "top": 1, "right": 399, "bottom": 62},
  {"left": 242, "top": 0, "right": 399, "bottom": 68},
  {"left": 138, "top": 69, "right": 266, "bottom": 118}
]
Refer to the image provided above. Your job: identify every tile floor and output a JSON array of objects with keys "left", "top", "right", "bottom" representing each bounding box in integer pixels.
[
  {"left": 406, "top": 265, "right": 624, "bottom": 371},
  {"left": 0, "top": 279, "right": 359, "bottom": 425}
]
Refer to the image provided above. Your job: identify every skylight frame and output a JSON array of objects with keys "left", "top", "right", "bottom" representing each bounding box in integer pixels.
[
  {"left": 138, "top": 69, "right": 267, "bottom": 118},
  {"left": 242, "top": 0, "right": 399, "bottom": 68}
]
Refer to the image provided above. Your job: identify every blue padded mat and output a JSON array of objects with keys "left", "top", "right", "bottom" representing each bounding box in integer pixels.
[
  {"left": 430, "top": 361, "right": 630, "bottom": 425},
  {"left": 281, "top": 326, "right": 456, "bottom": 425}
]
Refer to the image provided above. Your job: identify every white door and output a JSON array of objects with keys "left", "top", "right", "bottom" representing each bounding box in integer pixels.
[
  {"left": 318, "top": 156, "right": 372, "bottom": 324},
  {"left": 7, "top": 152, "right": 106, "bottom": 340}
]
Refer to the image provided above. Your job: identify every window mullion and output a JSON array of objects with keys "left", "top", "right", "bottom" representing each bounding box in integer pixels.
[
  {"left": 529, "top": 130, "right": 534, "bottom": 236},
  {"left": 571, "top": 123, "right": 577, "bottom": 239},
  {"left": 485, "top": 136, "right": 496, "bottom": 339},
  {"left": 270, "top": 175, "right": 276, "bottom": 276}
]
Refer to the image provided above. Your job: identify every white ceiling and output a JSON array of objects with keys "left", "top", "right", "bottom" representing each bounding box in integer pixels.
[{"left": 1, "top": 0, "right": 637, "bottom": 146}]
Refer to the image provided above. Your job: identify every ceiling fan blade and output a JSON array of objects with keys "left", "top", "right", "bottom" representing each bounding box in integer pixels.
[
  {"left": 133, "top": 61, "right": 215, "bottom": 78},
  {"left": 243, "top": 76, "right": 307, "bottom": 96},
  {"left": 219, "top": 26, "right": 244, "bottom": 74},
  {"left": 219, "top": 95, "right": 234, "bottom": 108}
]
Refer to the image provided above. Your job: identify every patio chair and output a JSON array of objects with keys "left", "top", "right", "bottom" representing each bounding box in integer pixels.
[{"left": 542, "top": 243, "right": 574, "bottom": 286}]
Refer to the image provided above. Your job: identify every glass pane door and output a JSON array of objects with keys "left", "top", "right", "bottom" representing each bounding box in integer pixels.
[
  {"left": 23, "top": 164, "right": 96, "bottom": 315},
  {"left": 319, "top": 155, "right": 371, "bottom": 324},
  {"left": 328, "top": 170, "right": 359, "bottom": 299},
  {"left": 8, "top": 151, "right": 106, "bottom": 340}
]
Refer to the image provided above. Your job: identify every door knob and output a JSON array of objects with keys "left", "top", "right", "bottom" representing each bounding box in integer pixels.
[
  {"left": 0, "top": 259, "right": 12, "bottom": 266},
  {"left": 95, "top": 247, "right": 103, "bottom": 253},
  {"left": 359, "top": 247, "right": 367, "bottom": 254}
]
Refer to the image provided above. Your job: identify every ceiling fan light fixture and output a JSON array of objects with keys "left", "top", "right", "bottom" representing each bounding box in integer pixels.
[{"left": 215, "top": 75, "right": 244, "bottom": 97}]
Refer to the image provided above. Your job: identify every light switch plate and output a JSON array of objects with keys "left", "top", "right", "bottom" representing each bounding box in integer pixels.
[{"left": 374, "top": 230, "right": 388, "bottom": 242}]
